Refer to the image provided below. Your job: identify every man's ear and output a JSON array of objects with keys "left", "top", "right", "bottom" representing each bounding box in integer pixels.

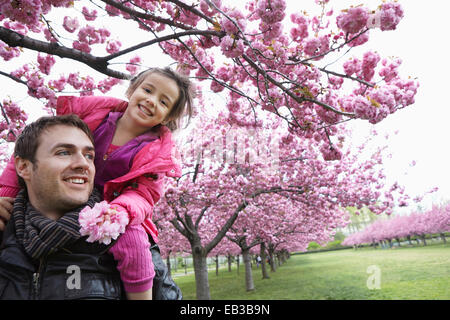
[{"left": 15, "top": 157, "right": 32, "bottom": 183}]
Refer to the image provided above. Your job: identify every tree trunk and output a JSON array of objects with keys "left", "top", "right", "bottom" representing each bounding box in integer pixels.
[
  {"left": 260, "top": 242, "right": 270, "bottom": 279},
  {"left": 407, "top": 235, "right": 412, "bottom": 245},
  {"left": 396, "top": 238, "right": 401, "bottom": 246},
  {"left": 236, "top": 255, "right": 240, "bottom": 275},
  {"left": 242, "top": 248, "right": 255, "bottom": 291},
  {"left": 174, "top": 255, "right": 178, "bottom": 271},
  {"left": 227, "top": 254, "right": 232, "bottom": 272},
  {"left": 440, "top": 233, "right": 447, "bottom": 244},
  {"left": 421, "top": 235, "right": 427, "bottom": 246},
  {"left": 268, "top": 248, "right": 276, "bottom": 272},
  {"left": 166, "top": 253, "right": 171, "bottom": 277},
  {"left": 192, "top": 244, "right": 211, "bottom": 300},
  {"left": 215, "top": 254, "right": 219, "bottom": 277}
]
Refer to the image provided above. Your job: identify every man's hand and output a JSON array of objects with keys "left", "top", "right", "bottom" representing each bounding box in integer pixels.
[{"left": 0, "top": 197, "right": 14, "bottom": 231}]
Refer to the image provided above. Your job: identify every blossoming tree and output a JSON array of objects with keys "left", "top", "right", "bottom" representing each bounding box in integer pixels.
[
  {"left": 153, "top": 110, "right": 410, "bottom": 299},
  {"left": 1, "top": 0, "right": 417, "bottom": 161}
]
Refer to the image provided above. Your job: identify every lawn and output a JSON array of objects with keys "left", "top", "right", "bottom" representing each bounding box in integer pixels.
[{"left": 173, "top": 243, "right": 450, "bottom": 300}]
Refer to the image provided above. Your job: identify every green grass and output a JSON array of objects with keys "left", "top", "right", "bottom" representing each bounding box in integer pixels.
[{"left": 173, "top": 243, "right": 450, "bottom": 300}]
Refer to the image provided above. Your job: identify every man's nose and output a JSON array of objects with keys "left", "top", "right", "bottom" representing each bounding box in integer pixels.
[{"left": 71, "top": 152, "right": 91, "bottom": 171}]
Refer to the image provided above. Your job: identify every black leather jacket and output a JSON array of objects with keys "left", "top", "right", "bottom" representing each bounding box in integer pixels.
[{"left": 0, "top": 221, "right": 124, "bottom": 300}]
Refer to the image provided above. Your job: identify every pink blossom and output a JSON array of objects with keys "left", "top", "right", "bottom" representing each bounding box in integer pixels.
[
  {"left": 290, "top": 13, "right": 309, "bottom": 40},
  {"left": 347, "top": 31, "right": 369, "bottom": 47},
  {"left": 220, "top": 35, "right": 244, "bottom": 58},
  {"left": 126, "top": 56, "right": 141, "bottom": 75},
  {"left": 79, "top": 201, "right": 129, "bottom": 245},
  {"left": 220, "top": 8, "right": 246, "bottom": 35},
  {"left": 37, "top": 54, "right": 56, "bottom": 75},
  {"left": 255, "top": 0, "right": 286, "bottom": 24},
  {"left": 303, "top": 35, "right": 329, "bottom": 59},
  {"left": 378, "top": 2, "right": 404, "bottom": 31},
  {"left": 336, "top": 7, "right": 369, "bottom": 34},
  {"left": 63, "top": 16, "right": 79, "bottom": 33},
  {"left": 72, "top": 40, "right": 91, "bottom": 53},
  {"left": 106, "top": 40, "right": 122, "bottom": 54},
  {"left": 0, "top": 40, "right": 21, "bottom": 61},
  {"left": 82, "top": 6, "right": 97, "bottom": 21},
  {"left": 343, "top": 57, "right": 361, "bottom": 77}
]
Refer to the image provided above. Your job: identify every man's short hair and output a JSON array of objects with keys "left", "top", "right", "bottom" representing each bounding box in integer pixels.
[{"left": 14, "top": 114, "right": 94, "bottom": 188}]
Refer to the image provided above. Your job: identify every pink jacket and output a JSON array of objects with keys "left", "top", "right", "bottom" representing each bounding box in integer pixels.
[{"left": 0, "top": 95, "right": 182, "bottom": 243}]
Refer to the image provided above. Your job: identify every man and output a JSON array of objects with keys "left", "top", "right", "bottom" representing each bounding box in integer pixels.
[{"left": 0, "top": 115, "right": 123, "bottom": 299}]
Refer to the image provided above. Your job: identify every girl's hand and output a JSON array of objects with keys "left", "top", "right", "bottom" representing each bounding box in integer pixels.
[{"left": 0, "top": 197, "right": 14, "bottom": 231}]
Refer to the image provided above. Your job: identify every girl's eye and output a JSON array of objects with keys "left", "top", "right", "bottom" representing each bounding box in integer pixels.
[
  {"left": 144, "top": 88, "right": 151, "bottom": 93},
  {"left": 161, "top": 100, "right": 167, "bottom": 106}
]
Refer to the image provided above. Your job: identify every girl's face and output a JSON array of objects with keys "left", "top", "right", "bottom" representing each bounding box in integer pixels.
[{"left": 125, "top": 72, "right": 179, "bottom": 131}]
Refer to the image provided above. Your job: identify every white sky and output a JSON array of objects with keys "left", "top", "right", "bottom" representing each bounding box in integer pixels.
[{"left": 1, "top": 0, "right": 449, "bottom": 213}]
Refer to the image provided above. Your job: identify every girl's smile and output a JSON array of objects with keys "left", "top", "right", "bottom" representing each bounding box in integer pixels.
[{"left": 120, "top": 72, "right": 180, "bottom": 136}]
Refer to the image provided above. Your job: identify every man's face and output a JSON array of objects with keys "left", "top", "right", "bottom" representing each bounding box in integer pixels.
[{"left": 16, "top": 125, "right": 95, "bottom": 219}]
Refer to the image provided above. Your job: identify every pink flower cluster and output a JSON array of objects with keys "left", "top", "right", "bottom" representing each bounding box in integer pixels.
[
  {"left": 220, "top": 35, "right": 244, "bottom": 58},
  {"left": 320, "top": 144, "right": 342, "bottom": 161},
  {"left": 290, "top": 13, "right": 309, "bottom": 40},
  {"left": 0, "top": 99, "right": 28, "bottom": 142},
  {"left": 126, "top": 56, "right": 141, "bottom": 75},
  {"left": 0, "top": 40, "right": 21, "bottom": 61},
  {"left": 221, "top": 8, "right": 247, "bottom": 35},
  {"left": 106, "top": 40, "right": 122, "bottom": 54},
  {"left": 336, "top": 7, "right": 369, "bottom": 34},
  {"left": 378, "top": 2, "right": 404, "bottom": 31},
  {"left": 79, "top": 201, "right": 129, "bottom": 245},
  {"left": 361, "top": 51, "right": 380, "bottom": 81},
  {"left": 303, "top": 35, "right": 330, "bottom": 59},
  {"left": 63, "top": 16, "right": 79, "bottom": 33},
  {"left": 0, "top": 0, "right": 72, "bottom": 31},
  {"left": 255, "top": 0, "right": 286, "bottom": 24},
  {"left": 37, "top": 54, "right": 56, "bottom": 75},
  {"left": 82, "top": 6, "right": 97, "bottom": 21}
]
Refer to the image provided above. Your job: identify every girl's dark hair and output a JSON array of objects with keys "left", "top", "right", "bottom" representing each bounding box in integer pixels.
[{"left": 126, "top": 67, "right": 195, "bottom": 131}]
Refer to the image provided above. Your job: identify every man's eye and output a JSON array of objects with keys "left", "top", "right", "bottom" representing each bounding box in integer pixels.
[
  {"left": 56, "top": 150, "right": 70, "bottom": 156},
  {"left": 85, "top": 153, "right": 95, "bottom": 160}
]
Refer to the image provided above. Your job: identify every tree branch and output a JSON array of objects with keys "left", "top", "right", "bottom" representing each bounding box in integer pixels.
[
  {"left": 0, "top": 26, "right": 128, "bottom": 79},
  {"left": 100, "top": 0, "right": 194, "bottom": 30}
]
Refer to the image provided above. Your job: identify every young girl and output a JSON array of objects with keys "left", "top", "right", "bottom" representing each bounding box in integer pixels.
[{"left": 0, "top": 67, "right": 194, "bottom": 299}]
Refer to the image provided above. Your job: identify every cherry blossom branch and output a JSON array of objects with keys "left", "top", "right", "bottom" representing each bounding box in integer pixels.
[
  {"left": 0, "top": 70, "right": 30, "bottom": 88},
  {"left": 299, "top": 28, "right": 370, "bottom": 63},
  {"left": 0, "top": 26, "right": 128, "bottom": 79},
  {"left": 0, "top": 102, "right": 17, "bottom": 139},
  {"left": 99, "top": 0, "right": 194, "bottom": 30},
  {"left": 318, "top": 67, "right": 375, "bottom": 88},
  {"left": 167, "top": 0, "right": 216, "bottom": 25},
  {"left": 241, "top": 53, "right": 355, "bottom": 117},
  {"left": 103, "top": 29, "right": 222, "bottom": 62}
]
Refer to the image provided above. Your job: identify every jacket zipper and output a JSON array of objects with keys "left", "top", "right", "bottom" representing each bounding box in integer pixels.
[{"left": 32, "top": 258, "right": 45, "bottom": 300}]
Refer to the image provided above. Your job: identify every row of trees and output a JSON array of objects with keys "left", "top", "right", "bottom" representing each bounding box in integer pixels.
[
  {"left": 342, "top": 204, "right": 450, "bottom": 247},
  {"left": 149, "top": 112, "right": 428, "bottom": 298},
  {"left": 0, "top": 0, "right": 429, "bottom": 299}
]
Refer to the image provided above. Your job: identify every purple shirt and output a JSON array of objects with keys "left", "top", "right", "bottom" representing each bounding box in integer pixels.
[{"left": 92, "top": 112, "right": 159, "bottom": 192}]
